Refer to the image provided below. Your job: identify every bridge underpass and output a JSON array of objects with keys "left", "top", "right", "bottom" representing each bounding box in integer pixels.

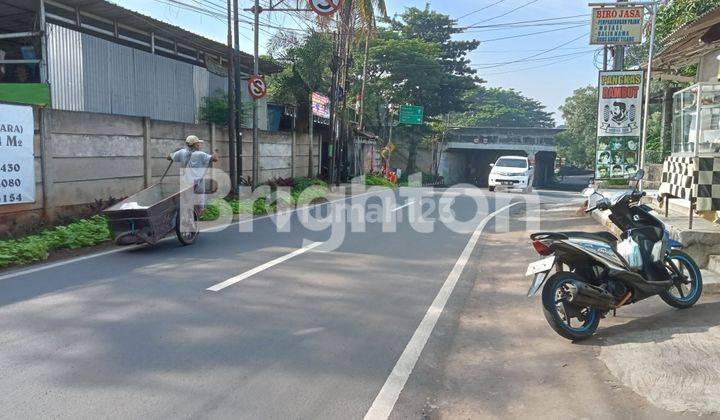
[{"left": 438, "top": 127, "right": 562, "bottom": 188}]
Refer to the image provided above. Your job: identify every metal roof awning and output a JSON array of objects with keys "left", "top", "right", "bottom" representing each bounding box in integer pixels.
[
  {"left": 0, "top": 0, "right": 280, "bottom": 75},
  {"left": 654, "top": 5, "right": 720, "bottom": 73}
]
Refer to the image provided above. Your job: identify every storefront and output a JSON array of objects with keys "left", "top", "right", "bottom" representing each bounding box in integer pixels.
[{"left": 654, "top": 6, "right": 720, "bottom": 225}]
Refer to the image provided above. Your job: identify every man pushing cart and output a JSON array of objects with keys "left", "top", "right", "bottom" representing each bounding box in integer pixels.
[{"left": 104, "top": 135, "right": 219, "bottom": 247}]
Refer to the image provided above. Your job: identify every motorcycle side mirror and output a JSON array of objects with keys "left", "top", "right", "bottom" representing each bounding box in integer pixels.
[{"left": 632, "top": 169, "right": 645, "bottom": 181}]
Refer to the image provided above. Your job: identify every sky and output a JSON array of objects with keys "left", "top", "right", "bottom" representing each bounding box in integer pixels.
[{"left": 113, "top": 0, "right": 601, "bottom": 124}]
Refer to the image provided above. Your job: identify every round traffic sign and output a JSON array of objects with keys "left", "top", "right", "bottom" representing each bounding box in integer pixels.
[
  {"left": 308, "top": 0, "right": 344, "bottom": 16},
  {"left": 247, "top": 75, "right": 267, "bottom": 100}
]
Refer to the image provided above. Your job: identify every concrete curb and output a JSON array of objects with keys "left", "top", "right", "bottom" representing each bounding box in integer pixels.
[
  {"left": 591, "top": 211, "right": 720, "bottom": 295},
  {"left": 701, "top": 270, "right": 720, "bottom": 295}
]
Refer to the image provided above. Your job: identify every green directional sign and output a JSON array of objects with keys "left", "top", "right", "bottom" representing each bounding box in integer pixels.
[{"left": 399, "top": 105, "right": 424, "bottom": 125}]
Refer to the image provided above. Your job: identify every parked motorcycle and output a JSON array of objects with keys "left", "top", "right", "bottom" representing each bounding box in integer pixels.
[{"left": 526, "top": 170, "right": 703, "bottom": 340}]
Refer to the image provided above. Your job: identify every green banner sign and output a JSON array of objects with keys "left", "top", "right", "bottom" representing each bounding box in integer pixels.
[
  {"left": 399, "top": 105, "right": 424, "bottom": 125},
  {"left": 0, "top": 83, "right": 51, "bottom": 106}
]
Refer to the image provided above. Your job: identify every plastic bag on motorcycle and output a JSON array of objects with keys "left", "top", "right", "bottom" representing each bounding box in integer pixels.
[{"left": 617, "top": 237, "right": 643, "bottom": 269}]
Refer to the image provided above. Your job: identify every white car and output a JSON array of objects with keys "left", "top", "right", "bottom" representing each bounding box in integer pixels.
[{"left": 488, "top": 156, "right": 534, "bottom": 193}]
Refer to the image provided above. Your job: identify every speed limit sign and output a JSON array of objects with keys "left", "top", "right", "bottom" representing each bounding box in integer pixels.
[
  {"left": 247, "top": 75, "right": 267, "bottom": 100},
  {"left": 308, "top": 0, "right": 343, "bottom": 16}
]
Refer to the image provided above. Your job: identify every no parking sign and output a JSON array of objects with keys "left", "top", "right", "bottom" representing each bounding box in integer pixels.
[
  {"left": 247, "top": 75, "right": 267, "bottom": 100},
  {"left": 308, "top": 0, "right": 343, "bottom": 16}
]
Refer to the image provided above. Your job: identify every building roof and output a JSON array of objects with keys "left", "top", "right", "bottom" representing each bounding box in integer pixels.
[
  {"left": 0, "top": 0, "right": 280, "bottom": 74},
  {"left": 654, "top": 5, "right": 720, "bottom": 71}
]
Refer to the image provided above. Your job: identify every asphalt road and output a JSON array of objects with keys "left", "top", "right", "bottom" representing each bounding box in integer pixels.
[{"left": 0, "top": 186, "right": 583, "bottom": 419}]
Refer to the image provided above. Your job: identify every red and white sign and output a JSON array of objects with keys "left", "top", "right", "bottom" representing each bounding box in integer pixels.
[
  {"left": 308, "top": 0, "right": 343, "bottom": 16},
  {"left": 311, "top": 92, "right": 331, "bottom": 119},
  {"left": 247, "top": 75, "right": 267, "bottom": 99}
]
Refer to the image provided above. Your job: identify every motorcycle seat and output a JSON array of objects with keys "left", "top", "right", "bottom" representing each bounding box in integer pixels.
[{"left": 531, "top": 231, "right": 618, "bottom": 244}]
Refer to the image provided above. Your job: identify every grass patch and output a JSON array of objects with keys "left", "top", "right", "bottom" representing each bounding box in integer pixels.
[
  {"left": 200, "top": 177, "right": 331, "bottom": 222},
  {"left": 604, "top": 179, "right": 630, "bottom": 186},
  {"left": 0, "top": 215, "right": 111, "bottom": 268},
  {"left": 365, "top": 175, "right": 395, "bottom": 188}
]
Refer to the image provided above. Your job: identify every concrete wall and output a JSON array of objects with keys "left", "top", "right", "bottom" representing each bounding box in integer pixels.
[
  {"left": 391, "top": 141, "right": 434, "bottom": 175},
  {"left": 0, "top": 107, "right": 319, "bottom": 237}
]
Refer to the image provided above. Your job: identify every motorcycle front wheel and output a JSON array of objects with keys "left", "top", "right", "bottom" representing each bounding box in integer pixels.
[
  {"left": 660, "top": 250, "right": 703, "bottom": 309},
  {"left": 541, "top": 272, "right": 600, "bottom": 341}
]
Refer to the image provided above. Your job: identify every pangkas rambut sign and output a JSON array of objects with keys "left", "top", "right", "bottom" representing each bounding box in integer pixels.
[{"left": 597, "top": 71, "right": 643, "bottom": 137}]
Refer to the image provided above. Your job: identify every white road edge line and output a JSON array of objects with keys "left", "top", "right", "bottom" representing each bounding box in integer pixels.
[
  {"left": 0, "top": 189, "right": 394, "bottom": 282},
  {"left": 363, "top": 201, "right": 523, "bottom": 420},
  {"left": 0, "top": 246, "right": 144, "bottom": 282},
  {"left": 206, "top": 241, "right": 325, "bottom": 292},
  {"left": 391, "top": 201, "right": 415, "bottom": 213}
]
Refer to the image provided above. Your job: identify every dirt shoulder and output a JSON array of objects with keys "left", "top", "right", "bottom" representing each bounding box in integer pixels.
[{"left": 425, "top": 207, "right": 720, "bottom": 419}]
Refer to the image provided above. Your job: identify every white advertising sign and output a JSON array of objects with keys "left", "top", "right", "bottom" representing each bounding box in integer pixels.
[
  {"left": 0, "top": 104, "right": 35, "bottom": 205},
  {"left": 597, "top": 70, "right": 643, "bottom": 137},
  {"left": 590, "top": 7, "right": 644, "bottom": 45}
]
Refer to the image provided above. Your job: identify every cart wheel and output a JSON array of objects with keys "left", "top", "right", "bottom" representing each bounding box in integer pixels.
[{"left": 176, "top": 207, "right": 199, "bottom": 246}]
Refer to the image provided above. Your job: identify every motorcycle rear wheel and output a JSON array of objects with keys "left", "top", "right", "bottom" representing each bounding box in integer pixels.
[
  {"left": 541, "top": 272, "right": 600, "bottom": 341},
  {"left": 660, "top": 250, "right": 702, "bottom": 309}
]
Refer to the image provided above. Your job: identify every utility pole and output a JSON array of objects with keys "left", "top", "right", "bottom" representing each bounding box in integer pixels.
[
  {"left": 328, "top": 30, "right": 340, "bottom": 186},
  {"left": 233, "top": 0, "right": 243, "bottom": 186},
  {"left": 613, "top": 0, "right": 628, "bottom": 70},
  {"left": 226, "top": 0, "right": 237, "bottom": 193},
  {"left": 358, "top": 29, "right": 370, "bottom": 131},
  {"left": 329, "top": 0, "right": 355, "bottom": 186},
  {"left": 309, "top": 93, "right": 315, "bottom": 177},
  {"left": 241, "top": 0, "right": 342, "bottom": 185},
  {"left": 251, "top": 0, "right": 261, "bottom": 189}
]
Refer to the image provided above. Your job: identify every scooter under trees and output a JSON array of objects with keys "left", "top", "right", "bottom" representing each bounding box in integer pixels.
[{"left": 526, "top": 170, "right": 703, "bottom": 340}]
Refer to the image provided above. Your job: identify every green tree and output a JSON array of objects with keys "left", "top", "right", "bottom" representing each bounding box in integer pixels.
[
  {"left": 392, "top": 6, "right": 480, "bottom": 77},
  {"left": 198, "top": 90, "right": 229, "bottom": 126},
  {"left": 267, "top": 31, "right": 334, "bottom": 107},
  {"left": 359, "top": 30, "right": 448, "bottom": 173},
  {"left": 451, "top": 87, "right": 554, "bottom": 128},
  {"left": 556, "top": 86, "right": 598, "bottom": 168},
  {"left": 356, "top": 7, "right": 480, "bottom": 173}
]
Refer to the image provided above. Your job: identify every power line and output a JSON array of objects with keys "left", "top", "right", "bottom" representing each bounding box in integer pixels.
[
  {"left": 458, "top": 14, "right": 590, "bottom": 31},
  {"left": 466, "top": 21, "right": 588, "bottom": 33},
  {"left": 478, "top": 24, "right": 587, "bottom": 42},
  {"left": 481, "top": 51, "right": 594, "bottom": 75},
  {"left": 473, "top": 32, "right": 589, "bottom": 69},
  {"left": 468, "top": 0, "right": 541, "bottom": 26},
  {"left": 457, "top": 0, "right": 510, "bottom": 20},
  {"left": 461, "top": 13, "right": 590, "bottom": 29},
  {"left": 473, "top": 46, "right": 592, "bottom": 53},
  {"left": 469, "top": 49, "right": 596, "bottom": 67}
]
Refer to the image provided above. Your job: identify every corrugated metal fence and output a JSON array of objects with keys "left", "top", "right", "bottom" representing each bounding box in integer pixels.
[{"left": 46, "top": 23, "right": 228, "bottom": 124}]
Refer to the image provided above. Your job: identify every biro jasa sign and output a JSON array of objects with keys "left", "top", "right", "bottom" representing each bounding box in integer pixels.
[
  {"left": 590, "top": 6, "right": 644, "bottom": 45},
  {"left": 0, "top": 104, "right": 35, "bottom": 205}
]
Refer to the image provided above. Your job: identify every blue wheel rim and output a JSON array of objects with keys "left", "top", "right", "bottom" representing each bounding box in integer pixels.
[
  {"left": 554, "top": 281, "right": 598, "bottom": 333},
  {"left": 667, "top": 254, "right": 701, "bottom": 303}
]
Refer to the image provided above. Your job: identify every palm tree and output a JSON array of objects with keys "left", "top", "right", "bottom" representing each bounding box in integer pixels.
[
  {"left": 326, "top": 0, "right": 387, "bottom": 182},
  {"left": 354, "top": 0, "right": 387, "bottom": 30}
]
